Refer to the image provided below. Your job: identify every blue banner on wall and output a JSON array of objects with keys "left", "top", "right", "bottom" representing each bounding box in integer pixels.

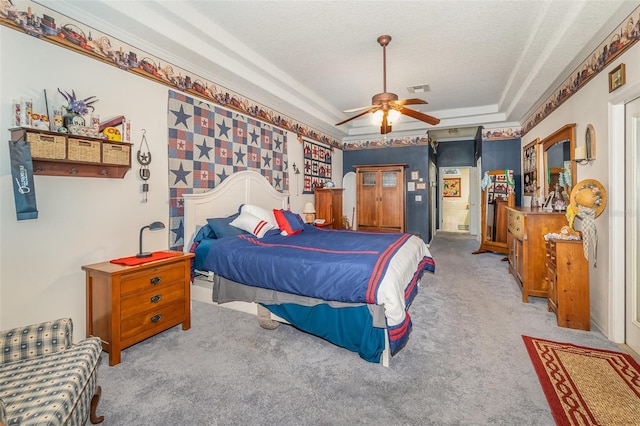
[{"left": 8, "top": 140, "right": 38, "bottom": 220}]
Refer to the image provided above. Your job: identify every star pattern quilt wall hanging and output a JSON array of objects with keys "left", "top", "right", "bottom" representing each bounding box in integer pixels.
[
  {"left": 167, "top": 90, "right": 288, "bottom": 250},
  {"left": 302, "top": 138, "right": 332, "bottom": 194}
]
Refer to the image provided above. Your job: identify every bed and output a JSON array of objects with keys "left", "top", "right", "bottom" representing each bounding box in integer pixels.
[{"left": 183, "top": 170, "right": 435, "bottom": 366}]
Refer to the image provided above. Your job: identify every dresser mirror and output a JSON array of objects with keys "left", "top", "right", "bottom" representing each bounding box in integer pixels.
[
  {"left": 472, "top": 169, "right": 515, "bottom": 255},
  {"left": 542, "top": 124, "right": 576, "bottom": 202}
]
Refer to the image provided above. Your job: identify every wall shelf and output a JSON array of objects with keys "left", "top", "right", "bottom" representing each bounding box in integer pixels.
[{"left": 10, "top": 127, "right": 132, "bottom": 179}]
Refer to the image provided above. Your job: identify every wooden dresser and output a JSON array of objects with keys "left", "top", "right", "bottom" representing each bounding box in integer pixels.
[
  {"left": 506, "top": 207, "right": 566, "bottom": 302},
  {"left": 545, "top": 239, "right": 590, "bottom": 330},
  {"left": 354, "top": 164, "right": 406, "bottom": 233},
  {"left": 82, "top": 251, "right": 194, "bottom": 365},
  {"left": 314, "top": 188, "right": 344, "bottom": 229}
]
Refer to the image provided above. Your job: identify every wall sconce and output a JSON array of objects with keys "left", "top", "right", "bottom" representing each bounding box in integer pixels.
[
  {"left": 303, "top": 202, "right": 316, "bottom": 223},
  {"left": 574, "top": 124, "right": 596, "bottom": 165},
  {"left": 574, "top": 146, "right": 592, "bottom": 165},
  {"left": 137, "top": 221, "right": 165, "bottom": 258}
]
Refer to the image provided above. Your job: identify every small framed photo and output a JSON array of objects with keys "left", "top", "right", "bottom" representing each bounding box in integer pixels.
[
  {"left": 609, "top": 63, "right": 626, "bottom": 92},
  {"left": 410, "top": 171, "right": 419, "bottom": 181},
  {"left": 416, "top": 182, "right": 427, "bottom": 190}
]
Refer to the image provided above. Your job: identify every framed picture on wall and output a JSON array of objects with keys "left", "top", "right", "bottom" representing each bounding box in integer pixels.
[
  {"left": 443, "top": 177, "right": 461, "bottom": 197},
  {"left": 522, "top": 138, "right": 540, "bottom": 196},
  {"left": 411, "top": 171, "right": 419, "bottom": 181},
  {"left": 608, "top": 63, "right": 625, "bottom": 92},
  {"left": 416, "top": 182, "right": 427, "bottom": 190}
]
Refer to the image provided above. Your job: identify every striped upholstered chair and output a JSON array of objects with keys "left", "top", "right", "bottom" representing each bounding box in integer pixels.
[{"left": 0, "top": 318, "right": 104, "bottom": 425}]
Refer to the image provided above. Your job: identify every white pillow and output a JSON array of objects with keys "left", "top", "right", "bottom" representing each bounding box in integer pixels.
[
  {"left": 241, "top": 204, "right": 277, "bottom": 226},
  {"left": 230, "top": 211, "right": 275, "bottom": 238}
]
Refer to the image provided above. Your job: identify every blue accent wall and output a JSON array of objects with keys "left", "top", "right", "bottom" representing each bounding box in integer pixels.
[
  {"left": 479, "top": 138, "right": 522, "bottom": 206},
  {"left": 436, "top": 140, "right": 476, "bottom": 167},
  {"left": 343, "top": 145, "right": 430, "bottom": 242}
]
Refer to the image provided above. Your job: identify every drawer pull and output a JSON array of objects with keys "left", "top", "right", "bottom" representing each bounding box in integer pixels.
[
  {"left": 150, "top": 294, "right": 162, "bottom": 303},
  {"left": 150, "top": 276, "right": 161, "bottom": 285},
  {"left": 151, "top": 314, "right": 162, "bottom": 323}
]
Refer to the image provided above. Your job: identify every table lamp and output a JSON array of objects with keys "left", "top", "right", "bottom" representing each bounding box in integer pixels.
[
  {"left": 137, "top": 221, "right": 165, "bottom": 258},
  {"left": 303, "top": 202, "right": 316, "bottom": 223}
]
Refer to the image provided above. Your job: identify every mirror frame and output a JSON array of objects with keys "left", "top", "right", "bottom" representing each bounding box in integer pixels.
[
  {"left": 472, "top": 170, "right": 515, "bottom": 255},
  {"left": 542, "top": 123, "right": 576, "bottom": 199}
]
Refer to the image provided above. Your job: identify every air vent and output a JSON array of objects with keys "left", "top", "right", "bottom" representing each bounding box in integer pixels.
[{"left": 406, "top": 84, "right": 430, "bottom": 94}]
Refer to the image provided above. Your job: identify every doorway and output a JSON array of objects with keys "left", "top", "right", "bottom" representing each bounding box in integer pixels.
[
  {"left": 625, "top": 95, "right": 640, "bottom": 355},
  {"left": 438, "top": 167, "right": 476, "bottom": 233}
]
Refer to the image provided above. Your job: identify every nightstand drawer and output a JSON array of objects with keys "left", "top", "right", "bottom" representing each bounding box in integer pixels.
[
  {"left": 120, "top": 301, "right": 185, "bottom": 343},
  {"left": 120, "top": 263, "right": 185, "bottom": 297},
  {"left": 120, "top": 281, "right": 185, "bottom": 320}
]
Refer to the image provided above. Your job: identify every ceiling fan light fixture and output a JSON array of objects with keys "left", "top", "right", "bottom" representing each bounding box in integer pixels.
[
  {"left": 388, "top": 109, "right": 401, "bottom": 123},
  {"left": 336, "top": 35, "right": 440, "bottom": 133},
  {"left": 372, "top": 109, "right": 401, "bottom": 126},
  {"left": 372, "top": 109, "right": 384, "bottom": 124}
]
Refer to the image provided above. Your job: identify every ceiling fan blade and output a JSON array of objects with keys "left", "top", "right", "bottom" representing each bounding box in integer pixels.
[
  {"left": 399, "top": 106, "right": 441, "bottom": 126},
  {"left": 343, "top": 105, "right": 372, "bottom": 113},
  {"left": 335, "top": 107, "right": 379, "bottom": 126},
  {"left": 392, "top": 98, "right": 428, "bottom": 107}
]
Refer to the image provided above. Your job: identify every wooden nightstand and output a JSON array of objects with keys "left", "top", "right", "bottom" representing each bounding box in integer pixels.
[{"left": 82, "top": 251, "right": 194, "bottom": 365}]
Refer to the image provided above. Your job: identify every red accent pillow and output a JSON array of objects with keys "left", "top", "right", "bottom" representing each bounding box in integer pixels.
[{"left": 273, "top": 209, "right": 304, "bottom": 236}]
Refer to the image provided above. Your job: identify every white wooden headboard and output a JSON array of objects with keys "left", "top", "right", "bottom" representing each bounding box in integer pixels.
[{"left": 183, "top": 170, "right": 289, "bottom": 251}]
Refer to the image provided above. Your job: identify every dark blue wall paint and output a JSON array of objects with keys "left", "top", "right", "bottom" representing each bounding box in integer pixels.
[
  {"left": 342, "top": 138, "right": 522, "bottom": 241},
  {"left": 343, "top": 145, "right": 430, "bottom": 242},
  {"left": 436, "top": 140, "right": 476, "bottom": 167},
  {"left": 479, "top": 138, "right": 522, "bottom": 206}
]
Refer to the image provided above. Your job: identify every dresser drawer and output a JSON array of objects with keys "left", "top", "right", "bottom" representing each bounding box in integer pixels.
[
  {"left": 120, "top": 301, "right": 185, "bottom": 344},
  {"left": 546, "top": 241, "right": 557, "bottom": 266},
  {"left": 120, "top": 281, "right": 185, "bottom": 320},
  {"left": 120, "top": 262, "right": 185, "bottom": 297},
  {"left": 508, "top": 210, "right": 524, "bottom": 239}
]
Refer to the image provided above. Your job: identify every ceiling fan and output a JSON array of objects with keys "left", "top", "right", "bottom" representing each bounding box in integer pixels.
[{"left": 336, "top": 35, "right": 440, "bottom": 134}]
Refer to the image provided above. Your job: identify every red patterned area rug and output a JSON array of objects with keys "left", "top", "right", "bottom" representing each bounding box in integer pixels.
[{"left": 523, "top": 336, "right": 640, "bottom": 425}]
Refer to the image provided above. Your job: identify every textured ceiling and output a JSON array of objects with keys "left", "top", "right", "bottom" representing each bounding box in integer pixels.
[{"left": 42, "top": 0, "right": 639, "bottom": 140}]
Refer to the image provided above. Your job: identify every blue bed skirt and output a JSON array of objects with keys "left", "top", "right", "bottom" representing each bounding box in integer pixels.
[{"left": 262, "top": 303, "right": 386, "bottom": 363}]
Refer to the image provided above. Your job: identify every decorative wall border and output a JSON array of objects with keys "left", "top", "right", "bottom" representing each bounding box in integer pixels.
[
  {"left": 342, "top": 135, "right": 429, "bottom": 151},
  {"left": 522, "top": 4, "right": 640, "bottom": 135},
  {"left": 0, "top": 0, "right": 341, "bottom": 148},
  {"left": 482, "top": 127, "right": 522, "bottom": 141}
]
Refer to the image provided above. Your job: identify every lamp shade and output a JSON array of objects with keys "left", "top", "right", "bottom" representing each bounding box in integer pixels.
[{"left": 303, "top": 202, "right": 315, "bottom": 214}]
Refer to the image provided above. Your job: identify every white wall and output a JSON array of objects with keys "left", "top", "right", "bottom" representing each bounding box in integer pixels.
[
  {"left": 520, "top": 42, "right": 640, "bottom": 337},
  {"left": 0, "top": 27, "right": 341, "bottom": 332}
]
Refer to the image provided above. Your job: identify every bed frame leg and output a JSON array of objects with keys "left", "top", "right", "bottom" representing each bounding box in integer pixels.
[{"left": 257, "top": 304, "right": 280, "bottom": 330}]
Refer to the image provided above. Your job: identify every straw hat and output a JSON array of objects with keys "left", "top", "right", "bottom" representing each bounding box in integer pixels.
[{"left": 569, "top": 179, "right": 607, "bottom": 218}]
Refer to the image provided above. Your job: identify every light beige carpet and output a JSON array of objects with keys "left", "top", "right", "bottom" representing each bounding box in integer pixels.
[{"left": 523, "top": 335, "right": 640, "bottom": 426}]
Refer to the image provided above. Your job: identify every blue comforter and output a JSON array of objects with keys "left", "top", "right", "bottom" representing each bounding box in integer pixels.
[
  {"left": 198, "top": 225, "right": 435, "bottom": 355},
  {"left": 202, "top": 226, "right": 410, "bottom": 304}
]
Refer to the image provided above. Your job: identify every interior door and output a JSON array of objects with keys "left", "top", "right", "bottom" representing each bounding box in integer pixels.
[
  {"left": 429, "top": 159, "right": 437, "bottom": 241},
  {"left": 468, "top": 166, "right": 479, "bottom": 235},
  {"left": 379, "top": 169, "right": 403, "bottom": 231},
  {"left": 625, "top": 96, "right": 640, "bottom": 355},
  {"left": 357, "top": 170, "right": 378, "bottom": 229}
]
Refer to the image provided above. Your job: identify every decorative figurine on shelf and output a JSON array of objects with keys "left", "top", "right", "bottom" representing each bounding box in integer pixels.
[
  {"left": 137, "top": 129, "right": 152, "bottom": 203},
  {"left": 57, "top": 88, "right": 98, "bottom": 130}
]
